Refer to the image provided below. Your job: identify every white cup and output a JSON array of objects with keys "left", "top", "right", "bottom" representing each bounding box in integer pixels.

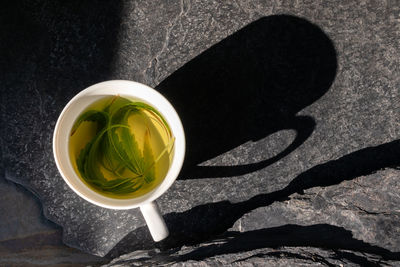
[{"left": 53, "top": 80, "right": 185, "bottom": 242}]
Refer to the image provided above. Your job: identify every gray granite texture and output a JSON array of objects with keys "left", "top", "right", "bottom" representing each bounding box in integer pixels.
[
  {"left": 104, "top": 246, "right": 400, "bottom": 267},
  {"left": 1, "top": 0, "right": 400, "bottom": 265},
  {"left": 0, "top": 176, "right": 107, "bottom": 266}
]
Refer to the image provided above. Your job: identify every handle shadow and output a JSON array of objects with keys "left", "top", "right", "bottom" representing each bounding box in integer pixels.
[{"left": 183, "top": 115, "right": 315, "bottom": 179}]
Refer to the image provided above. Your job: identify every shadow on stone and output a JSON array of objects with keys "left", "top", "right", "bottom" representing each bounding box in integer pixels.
[
  {"left": 176, "top": 224, "right": 400, "bottom": 263},
  {"left": 107, "top": 139, "right": 400, "bottom": 258},
  {"left": 156, "top": 15, "right": 337, "bottom": 179},
  {"left": 1, "top": 0, "right": 123, "bottom": 260},
  {"left": 108, "top": 224, "right": 400, "bottom": 265},
  {"left": 1, "top": 0, "right": 123, "bottom": 115}
]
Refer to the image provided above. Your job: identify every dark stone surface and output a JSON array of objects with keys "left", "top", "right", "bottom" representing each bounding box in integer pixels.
[
  {"left": 104, "top": 224, "right": 400, "bottom": 266},
  {"left": 1, "top": 0, "right": 399, "bottom": 265},
  {"left": 0, "top": 175, "right": 107, "bottom": 265}
]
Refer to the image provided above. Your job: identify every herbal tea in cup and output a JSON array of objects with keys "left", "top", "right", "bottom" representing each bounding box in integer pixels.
[
  {"left": 53, "top": 80, "right": 185, "bottom": 242},
  {"left": 69, "top": 95, "right": 175, "bottom": 199}
]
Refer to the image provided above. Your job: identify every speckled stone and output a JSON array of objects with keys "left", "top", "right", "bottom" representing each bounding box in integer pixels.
[
  {"left": 1, "top": 0, "right": 399, "bottom": 263},
  {"left": 103, "top": 244, "right": 400, "bottom": 266}
]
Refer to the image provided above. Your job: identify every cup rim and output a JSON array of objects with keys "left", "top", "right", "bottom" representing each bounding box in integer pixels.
[{"left": 53, "top": 80, "right": 185, "bottom": 209}]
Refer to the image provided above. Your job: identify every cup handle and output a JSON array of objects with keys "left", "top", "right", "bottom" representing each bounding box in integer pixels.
[{"left": 140, "top": 201, "right": 169, "bottom": 242}]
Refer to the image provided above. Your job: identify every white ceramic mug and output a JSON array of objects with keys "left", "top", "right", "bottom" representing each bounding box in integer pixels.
[{"left": 53, "top": 80, "right": 185, "bottom": 241}]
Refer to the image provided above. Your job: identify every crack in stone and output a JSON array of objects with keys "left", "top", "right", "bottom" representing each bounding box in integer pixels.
[
  {"left": 332, "top": 250, "right": 385, "bottom": 266},
  {"left": 232, "top": 251, "right": 337, "bottom": 266},
  {"left": 354, "top": 206, "right": 395, "bottom": 216}
]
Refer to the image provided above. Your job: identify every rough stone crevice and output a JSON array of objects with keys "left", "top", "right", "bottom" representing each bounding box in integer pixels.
[
  {"left": 331, "top": 250, "right": 384, "bottom": 267},
  {"left": 105, "top": 224, "right": 399, "bottom": 266},
  {"left": 173, "top": 224, "right": 400, "bottom": 262},
  {"left": 232, "top": 251, "right": 336, "bottom": 266}
]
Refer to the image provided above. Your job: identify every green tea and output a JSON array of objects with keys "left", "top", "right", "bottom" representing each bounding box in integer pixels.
[{"left": 69, "top": 95, "right": 174, "bottom": 199}]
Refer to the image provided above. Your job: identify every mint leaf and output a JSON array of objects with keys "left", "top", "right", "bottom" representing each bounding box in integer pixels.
[
  {"left": 76, "top": 139, "right": 93, "bottom": 180},
  {"left": 143, "top": 129, "right": 155, "bottom": 183},
  {"left": 71, "top": 110, "right": 108, "bottom": 136}
]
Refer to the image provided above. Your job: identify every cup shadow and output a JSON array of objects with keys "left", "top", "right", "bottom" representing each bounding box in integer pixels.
[{"left": 157, "top": 15, "right": 337, "bottom": 179}]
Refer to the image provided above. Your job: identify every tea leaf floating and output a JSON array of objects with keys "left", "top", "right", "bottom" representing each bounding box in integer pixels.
[{"left": 71, "top": 96, "right": 175, "bottom": 197}]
